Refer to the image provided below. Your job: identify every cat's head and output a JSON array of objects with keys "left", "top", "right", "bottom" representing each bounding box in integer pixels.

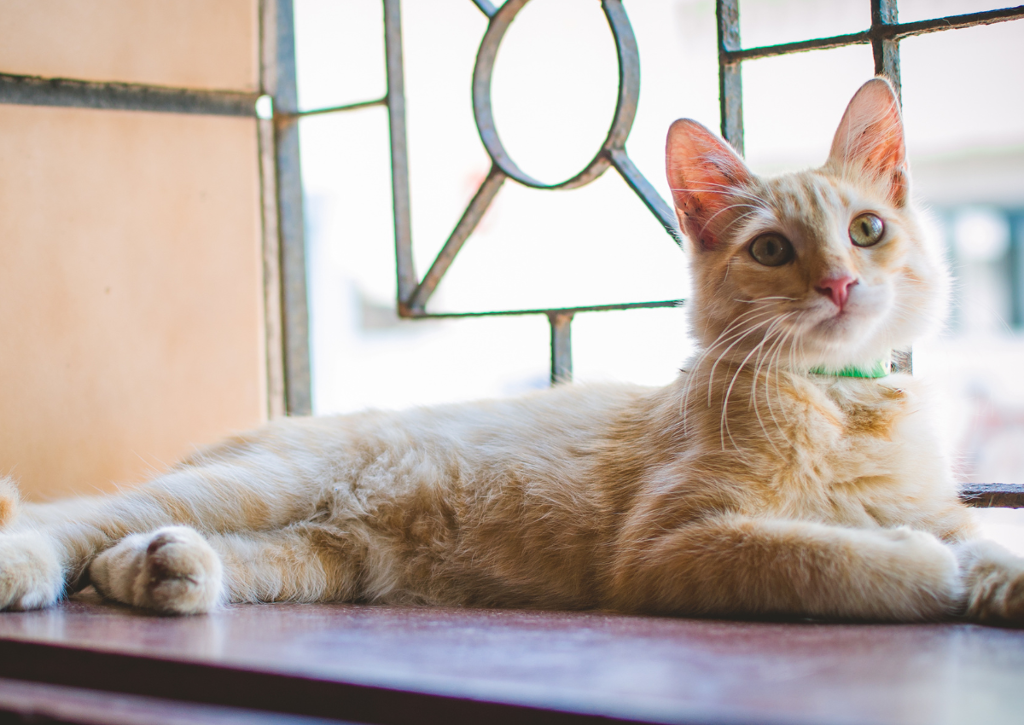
[{"left": 666, "top": 78, "right": 948, "bottom": 372}]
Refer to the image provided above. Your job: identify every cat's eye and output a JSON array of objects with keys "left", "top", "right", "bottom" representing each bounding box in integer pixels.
[
  {"left": 849, "top": 213, "right": 885, "bottom": 247},
  {"left": 748, "top": 234, "right": 794, "bottom": 267}
]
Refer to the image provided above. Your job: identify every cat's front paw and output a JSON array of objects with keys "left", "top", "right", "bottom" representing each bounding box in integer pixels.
[
  {"left": 874, "top": 527, "right": 961, "bottom": 620},
  {"left": 969, "top": 567, "right": 1024, "bottom": 625},
  {"left": 90, "top": 527, "right": 223, "bottom": 615},
  {"left": 957, "top": 539, "right": 1024, "bottom": 626},
  {"left": 0, "top": 532, "right": 63, "bottom": 610}
]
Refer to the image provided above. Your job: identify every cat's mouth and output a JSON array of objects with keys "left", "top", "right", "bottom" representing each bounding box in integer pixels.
[
  {"left": 809, "top": 280, "right": 889, "bottom": 327},
  {"left": 814, "top": 302, "right": 865, "bottom": 331},
  {"left": 799, "top": 291, "right": 892, "bottom": 358}
]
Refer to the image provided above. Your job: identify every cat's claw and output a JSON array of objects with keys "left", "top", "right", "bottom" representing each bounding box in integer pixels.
[
  {"left": 90, "top": 526, "right": 223, "bottom": 615},
  {"left": 0, "top": 532, "right": 64, "bottom": 610}
]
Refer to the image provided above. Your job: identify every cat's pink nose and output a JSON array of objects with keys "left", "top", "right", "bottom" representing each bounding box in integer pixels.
[{"left": 815, "top": 275, "right": 858, "bottom": 309}]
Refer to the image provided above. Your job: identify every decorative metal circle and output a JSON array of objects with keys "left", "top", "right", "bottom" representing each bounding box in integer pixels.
[{"left": 472, "top": 0, "right": 641, "bottom": 190}]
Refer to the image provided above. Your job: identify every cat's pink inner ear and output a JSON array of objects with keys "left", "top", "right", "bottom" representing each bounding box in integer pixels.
[
  {"left": 828, "top": 78, "right": 908, "bottom": 205},
  {"left": 665, "top": 119, "right": 751, "bottom": 250}
]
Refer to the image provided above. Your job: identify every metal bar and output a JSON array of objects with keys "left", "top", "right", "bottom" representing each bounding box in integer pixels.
[
  {"left": 602, "top": 0, "right": 641, "bottom": 153},
  {"left": 960, "top": 484, "right": 1024, "bottom": 508},
  {"left": 891, "top": 4, "right": 1024, "bottom": 39},
  {"left": 406, "top": 165, "right": 507, "bottom": 314},
  {"left": 716, "top": 0, "right": 744, "bottom": 155},
  {"left": 724, "top": 6, "right": 1024, "bottom": 64},
  {"left": 384, "top": 0, "right": 417, "bottom": 306},
  {"left": 259, "top": 116, "right": 287, "bottom": 420},
  {"left": 260, "top": 0, "right": 279, "bottom": 96},
  {"left": 1010, "top": 212, "right": 1024, "bottom": 329},
  {"left": 470, "top": 0, "right": 636, "bottom": 192},
  {"left": 274, "top": 0, "right": 312, "bottom": 416},
  {"left": 548, "top": 312, "right": 574, "bottom": 385},
  {"left": 609, "top": 149, "right": 683, "bottom": 247},
  {"left": 259, "top": 0, "right": 286, "bottom": 420},
  {"left": 871, "top": 0, "right": 901, "bottom": 99},
  {"left": 406, "top": 299, "right": 683, "bottom": 320},
  {"left": 873, "top": 0, "right": 903, "bottom": 371},
  {"left": 472, "top": 0, "right": 498, "bottom": 18},
  {"left": 891, "top": 349, "right": 912, "bottom": 374},
  {"left": 725, "top": 32, "right": 872, "bottom": 62},
  {"left": 472, "top": 0, "right": 545, "bottom": 189},
  {"left": 0, "top": 72, "right": 258, "bottom": 117},
  {"left": 288, "top": 97, "right": 387, "bottom": 119}
]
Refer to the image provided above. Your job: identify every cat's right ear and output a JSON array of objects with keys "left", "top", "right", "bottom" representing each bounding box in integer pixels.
[{"left": 665, "top": 119, "right": 752, "bottom": 251}]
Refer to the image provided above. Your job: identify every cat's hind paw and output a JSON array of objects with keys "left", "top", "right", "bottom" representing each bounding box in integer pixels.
[
  {"left": 90, "top": 526, "right": 223, "bottom": 615},
  {"left": 0, "top": 532, "right": 63, "bottom": 610}
]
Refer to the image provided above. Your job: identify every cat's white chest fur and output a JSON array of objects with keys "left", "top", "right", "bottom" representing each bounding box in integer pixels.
[{"left": 784, "top": 374, "right": 965, "bottom": 538}]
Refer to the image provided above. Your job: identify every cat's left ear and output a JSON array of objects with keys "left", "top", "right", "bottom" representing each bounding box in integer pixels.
[{"left": 827, "top": 78, "right": 909, "bottom": 206}]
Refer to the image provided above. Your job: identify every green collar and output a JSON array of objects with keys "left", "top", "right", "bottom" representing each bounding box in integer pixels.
[{"left": 809, "top": 358, "right": 891, "bottom": 378}]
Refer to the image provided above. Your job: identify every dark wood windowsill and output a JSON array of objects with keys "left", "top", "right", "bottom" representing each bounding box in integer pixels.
[{"left": 0, "top": 592, "right": 1022, "bottom": 725}]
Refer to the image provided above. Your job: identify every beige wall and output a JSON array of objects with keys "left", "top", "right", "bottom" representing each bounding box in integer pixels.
[
  {"left": 0, "top": 3, "right": 268, "bottom": 500},
  {"left": 0, "top": 0, "right": 258, "bottom": 91}
]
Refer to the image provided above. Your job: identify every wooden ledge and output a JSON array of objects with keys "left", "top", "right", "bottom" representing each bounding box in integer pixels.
[{"left": 0, "top": 593, "right": 1022, "bottom": 724}]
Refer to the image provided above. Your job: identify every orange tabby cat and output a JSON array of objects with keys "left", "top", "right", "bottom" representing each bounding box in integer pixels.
[{"left": 1, "top": 78, "right": 1022, "bottom": 624}]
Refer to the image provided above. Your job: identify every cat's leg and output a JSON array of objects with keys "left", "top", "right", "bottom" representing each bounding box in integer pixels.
[
  {"left": 88, "top": 523, "right": 368, "bottom": 612},
  {"left": 0, "top": 495, "right": 188, "bottom": 611},
  {"left": 0, "top": 415, "right": 362, "bottom": 611},
  {"left": 0, "top": 448, "right": 324, "bottom": 610},
  {"left": 954, "top": 538, "right": 1024, "bottom": 625},
  {"left": 0, "top": 479, "right": 107, "bottom": 609},
  {"left": 0, "top": 531, "right": 65, "bottom": 610},
  {"left": 609, "top": 515, "right": 961, "bottom": 621},
  {"left": 211, "top": 524, "right": 368, "bottom": 604},
  {"left": 0, "top": 479, "right": 63, "bottom": 610}
]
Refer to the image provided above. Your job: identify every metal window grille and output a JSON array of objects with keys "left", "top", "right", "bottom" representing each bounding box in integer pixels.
[
  {"left": 364, "top": 0, "right": 1024, "bottom": 391},
  {"left": 385, "top": 0, "right": 684, "bottom": 388},
  {"left": 3, "top": 0, "right": 1024, "bottom": 507}
]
